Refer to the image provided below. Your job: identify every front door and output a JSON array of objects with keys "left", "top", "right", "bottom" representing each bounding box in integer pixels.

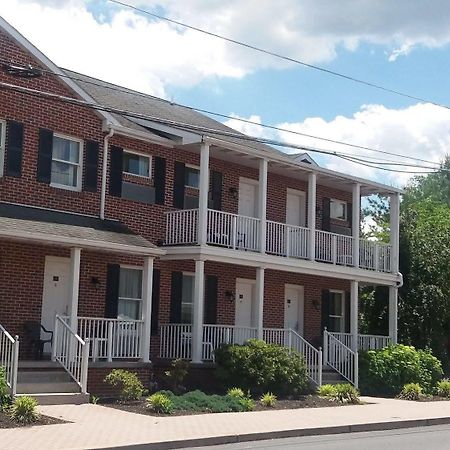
[
  {"left": 238, "top": 179, "right": 258, "bottom": 250},
  {"left": 286, "top": 189, "right": 307, "bottom": 257},
  {"left": 234, "top": 279, "right": 255, "bottom": 343},
  {"left": 284, "top": 284, "right": 304, "bottom": 335},
  {"left": 41, "top": 256, "right": 71, "bottom": 353}
]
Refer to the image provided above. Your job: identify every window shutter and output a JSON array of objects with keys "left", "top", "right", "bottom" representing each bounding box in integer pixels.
[
  {"left": 105, "top": 264, "right": 120, "bottom": 318},
  {"left": 84, "top": 140, "right": 99, "bottom": 192},
  {"left": 109, "top": 145, "right": 123, "bottom": 197},
  {"left": 170, "top": 271, "right": 183, "bottom": 323},
  {"left": 173, "top": 161, "right": 185, "bottom": 208},
  {"left": 347, "top": 202, "right": 353, "bottom": 230},
  {"left": 205, "top": 275, "right": 218, "bottom": 324},
  {"left": 211, "top": 171, "right": 223, "bottom": 211},
  {"left": 37, "top": 128, "right": 53, "bottom": 183},
  {"left": 321, "top": 290, "right": 330, "bottom": 332},
  {"left": 151, "top": 269, "right": 160, "bottom": 336},
  {"left": 5, "top": 120, "right": 24, "bottom": 177},
  {"left": 154, "top": 156, "right": 166, "bottom": 205},
  {"left": 345, "top": 292, "right": 351, "bottom": 333},
  {"left": 322, "top": 197, "right": 331, "bottom": 231}
]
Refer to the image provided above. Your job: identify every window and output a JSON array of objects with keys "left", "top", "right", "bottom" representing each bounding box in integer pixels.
[
  {"left": 0, "top": 120, "right": 5, "bottom": 177},
  {"left": 330, "top": 199, "right": 347, "bottom": 221},
  {"left": 51, "top": 135, "right": 83, "bottom": 190},
  {"left": 181, "top": 274, "right": 195, "bottom": 323},
  {"left": 123, "top": 150, "right": 151, "bottom": 178},
  {"left": 328, "top": 291, "right": 345, "bottom": 332},
  {"left": 118, "top": 267, "right": 143, "bottom": 321},
  {"left": 185, "top": 165, "right": 200, "bottom": 189}
]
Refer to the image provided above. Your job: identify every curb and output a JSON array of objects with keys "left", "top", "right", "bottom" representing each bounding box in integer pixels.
[{"left": 99, "top": 416, "right": 450, "bottom": 449}]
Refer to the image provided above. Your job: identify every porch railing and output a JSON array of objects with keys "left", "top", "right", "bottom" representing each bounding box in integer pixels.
[
  {"left": 52, "top": 315, "right": 89, "bottom": 394},
  {"left": 159, "top": 324, "right": 193, "bottom": 360},
  {"left": 329, "top": 331, "right": 391, "bottom": 351},
  {"left": 266, "top": 221, "right": 310, "bottom": 259},
  {"left": 77, "top": 317, "right": 144, "bottom": 361},
  {"left": 324, "top": 329, "right": 358, "bottom": 387},
  {"left": 360, "top": 239, "right": 391, "bottom": 272},
  {"left": 165, "top": 209, "right": 199, "bottom": 245},
  {"left": 0, "top": 324, "right": 19, "bottom": 396},
  {"left": 315, "top": 230, "right": 354, "bottom": 266}
]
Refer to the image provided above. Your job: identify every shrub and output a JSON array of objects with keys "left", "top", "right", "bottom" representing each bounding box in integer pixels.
[
  {"left": 317, "top": 384, "right": 336, "bottom": 397},
  {"left": 0, "top": 367, "right": 11, "bottom": 411},
  {"left": 238, "top": 396, "right": 255, "bottom": 411},
  {"left": 436, "top": 379, "right": 450, "bottom": 398},
  {"left": 227, "top": 387, "right": 245, "bottom": 399},
  {"left": 215, "top": 339, "right": 308, "bottom": 396},
  {"left": 260, "top": 392, "right": 277, "bottom": 407},
  {"left": 104, "top": 369, "right": 144, "bottom": 401},
  {"left": 329, "top": 384, "right": 360, "bottom": 404},
  {"left": 165, "top": 359, "right": 190, "bottom": 394},
  {"left": 9, "top": 396, "right": 39, "bottom": 424},
  {"left": 359, "top": 344, "right": 443, "bottom": 396},
  {"left": 146, "top": 393, "right": 174, "bottom": 414},
  {"left": 398, "top": 383, "right": 423, "bottom": 401}
]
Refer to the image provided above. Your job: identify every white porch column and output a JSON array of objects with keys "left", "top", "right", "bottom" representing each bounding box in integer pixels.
[
  {"left": 350, "top": 280, "right": 359, "bottom": 352},
  {"left": 258, "top": 158, "right": 268, "bottom": 254},
  {"left": 140, "top": 256, "right": 154, "bottom": 363},
  {"left": 389, "top": 286, "right": 398, "bottom": 344},
  {"left": 255, "top": 267, "right": 265, "bottom": 340},
  {"left": 308, "top": 172, "right": 317, "bottom": 261},
  {"left": 192, "top": 259, "right": 205, "bottom": 363},
  {"left": 198, "top": 142, "right": 210, "bottom": 246},
  {"left": 352, "top": 183, "right": 361, "bottom": 268},
  {"left": 390, "top": 193, "right": 400, "bottom": 273},
  {"left": 68, "top": 247, "right": 81, "bottom": 333}
]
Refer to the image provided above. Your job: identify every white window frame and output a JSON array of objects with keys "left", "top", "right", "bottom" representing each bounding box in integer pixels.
[
  {"left": 185, "top": 164, "right": 200, "bottom": 190},
  {"left": 50, "top": 133, "right": 83, "bottom": 192},
  {"left": 0, "top": 119, "right": 5, "bottom": 178},
  {"left": 117, "top": 265, "right": 144, "bottom": 321},
  {"left": 181, "top": 272, "right": 195, "bottom": 324},
  {"left": 122, "top": 149, "right": 152, "bottom": 179},
  {"left": 330, "top": 198, "right": 347, "bottom": 221},
  {"left": 328, "top": 289, "right": 345, "bottom": 333}
]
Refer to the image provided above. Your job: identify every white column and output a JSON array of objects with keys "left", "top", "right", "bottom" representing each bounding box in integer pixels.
[
  {"left": 258, "top": 159, "right": 268, "bottom": 254},
  {"left": 308, "top": 172, "right": 317, "bottom": 261},
  {"left": 390, "top": 193, "right": 400, "bottom": 273},
  {"left": 352, "top": 183, "right": 361, "bottom": 268},
  {"left": 350, "top": 280, "right": 359, "bottom": 352},
  {"left": 140, "top": 256, "right": 154, "bottom": 363},
  {"left": 255, "top": 267, "right": 265, "bottom": 340},
  {"left": 192, "top": 259, "right": 205, "bottom": 363},
  {"left": 389, "top": 286, "right": 398, "bottom": 344},
  {"left": 68, "top": 247, "right": 81, "bottom": 333},
  {"left": 198, "top": 142, "right": 210, "bottom": 246}
]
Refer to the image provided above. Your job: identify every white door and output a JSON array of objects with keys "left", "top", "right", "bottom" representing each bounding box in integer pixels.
[
  {"left": 238, "top": 179, "right": 258, "bottom": 217},
  {"left": 41, "top": 256, "right": 71, "bottom": 353},
  {"left": 284, "top": 285, "right": 304, "bottom": 336},
  {"left": 238, "top": 179, "right": 258, "bottom": 250},
  {"left": 286, "top": 190, "right": 307, "bottom": 257},
  {"left": 234, "top": 280, "right": 255, "bottom": 343}
]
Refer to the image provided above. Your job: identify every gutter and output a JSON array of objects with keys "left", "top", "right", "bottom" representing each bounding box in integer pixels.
[{"left": 100, "top": 125, "right": 114, "bottom": 220}]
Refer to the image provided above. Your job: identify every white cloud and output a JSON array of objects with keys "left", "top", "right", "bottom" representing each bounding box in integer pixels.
[{"left": 222, "top": 114, "right": 272, "bottom": 139}]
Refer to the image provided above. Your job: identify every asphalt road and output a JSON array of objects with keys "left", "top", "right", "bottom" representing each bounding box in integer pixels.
[{"left": 186, "top": 425, "right": 450, "bottom": 449}]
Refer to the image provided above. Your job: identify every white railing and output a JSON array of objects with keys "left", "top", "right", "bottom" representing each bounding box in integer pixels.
[
  {"left": 324, "top": 329, "right": 358, "bottom": 387},
  {"left": 165, "top": 209, "right": 199, "bottom": 245},
  {"left": 329, "top": 331, "right": 391, "bottom": 351},
  {"left": 266, "top": 221, "right": 310, "bottom": 259},
  {"left": 77, "top": 317, "right": 143, "bottom": 361},
  {"left": 207, "top": 209, "right": 260, "bottom": 252},
  {"left": 159, "top": 324, "right": 193, "bottom": 360},
  {"left": 52, "top": 315, "right": 89, "bottom": 393},
  {"left": 0, "top": 325, "right": 19, "bottom": 396},
  {"left": 359, "top": 239, "right": 392, "bottom": 273},
  {"left": 315, "top": 230, "right": 354, "bottom": 266}
]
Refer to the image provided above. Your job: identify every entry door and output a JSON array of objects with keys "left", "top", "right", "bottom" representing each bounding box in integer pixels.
[
  {"left": 238, "top": 179, "right": 258, "bottom": 217},
  {"left": 284, "top": 285, "right": 304, "bottom": 336},
  {"left": 235, "top": 280, "right": 255, "bottom": 343},
  {"left": 238, "top": 179, "right": 258, "bottom": 250},
  {"left": 41, "top": 257, "right": 71, "bottom": 352},
  {"left": 286, "top": 190, "right": 307, "bottom": 257}
]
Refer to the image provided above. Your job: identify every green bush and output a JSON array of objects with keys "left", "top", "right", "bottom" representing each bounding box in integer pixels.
[
  {"left": 318, "top": 383, "right": 360, "bottom": 404},
  {"left": 317, "top": 384, "right": 336, "bottom": 397},
  {"left": 165, "top": 359, "right": 190, "bottom": 394},
  {"left": 260, "top": 392, "right": 277, "bottom": 407},
  {"left": 227, "top": 387, "right": 245, "bottom": 399},
  {"left": 146, "top": 393, "right": 174, "bottom": 414},
  {"left": 398, "top": 383, "right": 423, "bottom": 401},
  {"left": 436, "top": 379, "right": 450, "bottom": 398},
  {"left": 0, "top": 367, "right": 11, "bottom": 411},
  {"left": 104, "top": 369, "right": 145, "bottom": 401},
  {"left": 9, "top": 396, "right": 39, "bottom": 424},
  {"left": 215, "top": 339, "right": 308, "bottom": 396},
  {"left": 238, "top": 396, "right": 255, "bottom": 411},
  {"left": 359, "top": 344, "right": 443, "bottom": 396}
]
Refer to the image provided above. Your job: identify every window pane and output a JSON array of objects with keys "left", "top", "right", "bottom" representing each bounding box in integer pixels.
[
  {"left": 181, "top": 274, "right": 194, "bottom": 324},
  {"left": 328, "top": 316, "right": 342, "bottom": 333},
  {"left": 185, "top": 167, "right": 199, "bottom": 188},
  {"left": 51, "top": 161, "right": 78, "bottom": 187},
  {"left": 53, "top": 136, "right": 80, "bottom": 163},
  {"left": 329, "top": 292, "right": 343, "bottom": 315},
  {"left": 123, "top": 152, "right": 150, "bottom": 177},
  {"left": 119, "top": 268, "right": 142, "bottom": 299},
  {"left": 331, "top": 200, "right": 346, "bottom": 220},
  {"left": 118, "top": 299, "right": 140, "bottom": 320}
]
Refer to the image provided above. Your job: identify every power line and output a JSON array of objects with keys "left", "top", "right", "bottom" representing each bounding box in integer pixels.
[{"left": 109, "top": 0, "right": 450, "bottom": 113}]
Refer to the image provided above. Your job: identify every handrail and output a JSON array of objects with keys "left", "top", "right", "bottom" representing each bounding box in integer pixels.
[
  {"left": 52, "top": 315, "right": 89, "bottom": 393},
  {"left": 328, "top": 331, "right": 391, "bottom": 351},
  {"left": 0, "top": 324, "right": 19, "bottom": 396}
]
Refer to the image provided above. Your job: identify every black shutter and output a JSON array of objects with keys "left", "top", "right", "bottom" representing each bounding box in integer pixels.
[
  {"left": 322, "top": 197, "right": 331, "bottom": 231},
  {"left": 211, "top": 171, "right": 223, "bottom": 211},
  {"left": 105, "top": 264, "right": 120, "bottom": 318},
  {"left": 345, "top": 292, "right": 351, "bottom": 333},
  {"left": 109, "top": 145, "right": 123, "bottom": 197},
  {"left": 154, "top": 156, "right": 166, "bottom": 205},
  {"left": 151, "top": 269, "right": 160, "bottom": 336},
  {"left": 5, "top": 120, "right": 24, "bottom": 177},
  {"left": 347, "top": 202, "right": 353, "bottom": 230},
  {"left": 173, "top": 161, "right": 185, "bottom": 208},
  {"left": 205, "top": 275, "right": 218, "bottom": 324},
  {"left": 37, "top": 128, "right": 53, "bottom": 183},
  {"left": 84, "top": 140, "right": 99, "bottom": 192},
  {"left": 321, "top": 290, "right": 330, "bottom": 332},
  {"left": 170, "top": 271, "right": 183, "bottom": 323}
]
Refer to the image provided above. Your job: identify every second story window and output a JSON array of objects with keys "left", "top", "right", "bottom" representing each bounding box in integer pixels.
[
  {"left": 330, "top": 199, "right": 347, "bottom": 221},
  {"left": 0, "top": 120, "right": 5, "bottom": 177},
  {"left": 185, "top": 165, "right": 200, "bottom": 189},
  {"left": 123, "top": 150, "right": 151, "bottom": 178},
  {"left": 51, "top": 135, "right": 83, "bottom": 191}
]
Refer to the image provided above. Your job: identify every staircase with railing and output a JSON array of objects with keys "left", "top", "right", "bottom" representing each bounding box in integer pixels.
[{"left": 0, "top": 324, "right": 19, "bottom": 396}]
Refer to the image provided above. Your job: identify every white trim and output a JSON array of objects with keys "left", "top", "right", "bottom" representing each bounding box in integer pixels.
[
  {"left": 123, "top": 149, "right": 152, "bottom": 179},
  {"left": 0, "top": 119, "right": 5, "bottom": 178}
]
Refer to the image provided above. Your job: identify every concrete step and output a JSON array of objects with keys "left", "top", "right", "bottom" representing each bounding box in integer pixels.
[
  {"left": 17, "top": 393, "right": 89, "bottom": 405},
  {"left": 17, "top": 382, "right": 80, "bottom": 394},
  {"left": 18, "top": 370, "right": 72, "bottom": 384}
]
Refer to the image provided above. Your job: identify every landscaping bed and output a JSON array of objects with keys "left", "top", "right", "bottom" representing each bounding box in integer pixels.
[{"left": 0, "top": 410, "right": 65, "bottom": 429}]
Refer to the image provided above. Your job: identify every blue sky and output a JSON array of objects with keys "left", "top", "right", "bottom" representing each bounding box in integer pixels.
[{"left": 2, "top": 0, "right": 450, "bottom": 186}]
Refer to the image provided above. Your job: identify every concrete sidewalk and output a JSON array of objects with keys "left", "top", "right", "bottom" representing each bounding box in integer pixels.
[{"left": 1, "top": 397, "right": 450, "bottom": 450}]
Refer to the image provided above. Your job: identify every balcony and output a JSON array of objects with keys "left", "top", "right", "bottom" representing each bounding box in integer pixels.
[{"left": 165, "top": 209, "right": 392, "bottom": 273}]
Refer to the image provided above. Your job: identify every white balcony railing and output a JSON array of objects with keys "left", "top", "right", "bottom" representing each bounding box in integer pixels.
[
  {"left": 329, "top": 331, "right": 391, "bottom": 351},
  {"left": 0, "top": 324, "right": 19, "bottom": 396},
  {"left": 165, "top": 209, "right": 199, "bottom": 246},
  {"left": 266, "top": 221, "right": 310, "bottom": 259},
  {"left": 315, "top": 230, "right": 354, "bottom": 266},
  {"left": 360, "top": 239, "right": 391, "bottom": 272}
]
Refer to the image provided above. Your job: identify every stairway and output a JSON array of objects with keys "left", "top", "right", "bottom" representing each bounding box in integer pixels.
[
  {"left": 321, "top": 364, "right": 346, "bottom": 385},
  {"left": 17, "top": 361, "right": 89, "bottom": 405}
]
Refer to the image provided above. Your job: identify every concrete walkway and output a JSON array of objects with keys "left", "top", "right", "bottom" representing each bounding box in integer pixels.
[{"left": 1, "top": 397, "right": 450, "bottom": 450}]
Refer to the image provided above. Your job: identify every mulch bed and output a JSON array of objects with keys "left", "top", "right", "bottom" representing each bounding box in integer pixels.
[
  {"left": 0, "top": 411, "right": 66, "bottom": 429},
  {"left": 103, "top": 395, "right": 356, "bottom": 417}
]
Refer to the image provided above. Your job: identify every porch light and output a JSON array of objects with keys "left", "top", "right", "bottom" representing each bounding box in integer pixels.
[
  {"left": 91, "top": 277, "right": 101, "bottom": 290},
  {"left": 228, "top": 187, "right": 238, "bottom": 200},
  {"left": 225, "top": 290, "right": 235, "bottom": 303}
]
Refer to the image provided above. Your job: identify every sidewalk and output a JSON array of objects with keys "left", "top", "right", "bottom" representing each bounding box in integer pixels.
[{"left": 1, "top": 397, "right": 450, "bottom": 450}]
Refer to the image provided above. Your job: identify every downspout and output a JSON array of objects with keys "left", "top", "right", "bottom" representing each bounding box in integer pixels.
[{"left": 100, "top": 126, "right": 114, "bottom": 220}]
